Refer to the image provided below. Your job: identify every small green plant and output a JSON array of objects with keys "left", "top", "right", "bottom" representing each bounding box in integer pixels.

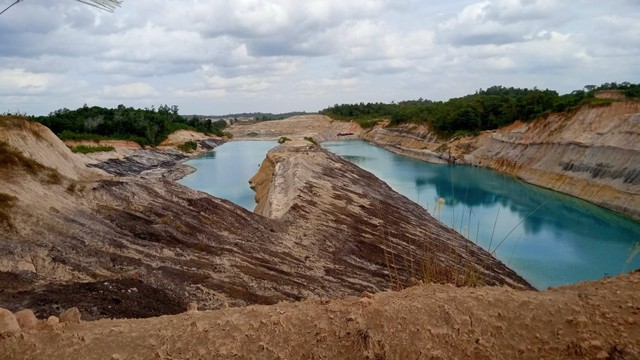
[
  {"left": 304, "top": 136, "right": 318, "bottom": 145},
  {"left": 177, "top": 140, "right": 198, "bottom": 153},
  {"left": 70, "top": 145, "right": 115, "bottom": 154},
  {"left": 247, "top": 132, "right": 259, "bottom": 138},
  {"left": 223, "top": 132, "right": 234, "bottom": 139},
  {"left": 355, "top": 118, "right": 384, "bottom": 129},
  {"left": 278, "top": 136, "right": 291, "bottom": 144}
]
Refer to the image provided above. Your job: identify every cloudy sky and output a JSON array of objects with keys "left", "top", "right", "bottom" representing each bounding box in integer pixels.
[{"left": 1, "top": 0, "right": 638, "bottom": 115}]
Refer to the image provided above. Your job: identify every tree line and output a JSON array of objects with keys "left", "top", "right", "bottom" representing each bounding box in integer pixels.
[
  {"left": 32, "top": 104, "right": 227, "bottom": 146},
  {"left": 321, "top": 82, "right": 640, "bottom": 136}
]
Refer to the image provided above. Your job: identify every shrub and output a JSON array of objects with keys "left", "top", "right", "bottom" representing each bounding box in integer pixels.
[
  {"left": 304, "top": 136, "right": 318, "bottom": 146},
  {"left": 223, "top": 132, "right": 234, "bottom": 139},
  {"left": 177, "top": 140, "right": 198, "bottom": 153},
  {"left": 70, "top": 145, "right": 115, "bottom": 154},
  {"left": 278, "top": 137, "right": 291, "bottom": 144}
]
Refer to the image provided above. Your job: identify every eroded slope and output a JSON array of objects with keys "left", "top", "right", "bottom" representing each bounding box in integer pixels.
[{"left": 0, "top": 117, "right": 529, "bottom": 321}]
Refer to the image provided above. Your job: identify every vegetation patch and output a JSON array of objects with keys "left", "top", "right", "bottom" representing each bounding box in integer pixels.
[
  {"left": 321, "top": 82, "right": 640, "bottom": 137},
  {"left": 247, "top": 132, "right": 259, "bottom": 138},
  {"left": 277, "top": 136, "right": 291, "bottom": 144},
  {"left": 32, "top": 104, "right": 228, "bottom": 147},
  {"left": 177, "top": 140, "right": 198, "bottom": 153},
  {"left": 0, "top": 141, "right": 64, "bottom": 184},
  {"left": 304, "top": 136, "right": 318, "bottom": 146},
  {"left": 0, "top": 141, "right": 44, "bottom": 175},
  {"left": 70, "top": 145, "right": 115, "bottom": 154}
]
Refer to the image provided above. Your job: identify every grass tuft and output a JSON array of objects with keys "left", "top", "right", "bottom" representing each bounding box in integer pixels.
[
  {"left": 177, "top": 140, "right": 198, "bottom": 153},
  {"left": 304, "top": 136, "right": 318, "bottom": 146},
  {"left": 70, "top": 145, "right": 115, "bottom": 154},
  {"left": 0, "top": 141, "right": 65, "bottom": 185}
]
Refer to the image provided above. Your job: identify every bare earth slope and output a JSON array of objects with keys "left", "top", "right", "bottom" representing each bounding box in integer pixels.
[
  {"left": 1, "top": 271, "right": 639, "bottom": 360},
  {"left": 363, "top": 102, "right": 640, "bottom": 219},
  {"left": 228, "top": 114, "right": 362, "bottom": 141},
  {"left": 0, "top": 117, "right": 528, "bottom": 322}
]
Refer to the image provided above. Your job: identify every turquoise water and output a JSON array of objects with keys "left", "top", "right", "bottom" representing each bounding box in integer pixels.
[
  {"left": 178, "top": 141, "right": 278, "bottom": 211},
  {"left": 178, "top": 140, "right": 640, "bottom": 289},
  {"left": 322, "top": 140, "right": 640, "bottom": 289}
]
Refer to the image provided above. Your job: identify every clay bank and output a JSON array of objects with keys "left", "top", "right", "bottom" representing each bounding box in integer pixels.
[{"left": 362, "top": 101, "right": 640, "bottom": 220}]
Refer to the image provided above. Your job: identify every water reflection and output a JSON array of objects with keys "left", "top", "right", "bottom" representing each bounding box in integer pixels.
[{"left": 323, "top": 140, "right": 640, "bottom": 289}]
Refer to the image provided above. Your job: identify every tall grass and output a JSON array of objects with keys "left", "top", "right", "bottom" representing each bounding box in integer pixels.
[
  {"left": 377, "top": 200, "right": 485, "bottom": 290},
  {"left": 0, "top": 141, "right": 63, "bottom": 185},
  {"left": 70, "top": 145, "right": 115, "bottom": 154}
]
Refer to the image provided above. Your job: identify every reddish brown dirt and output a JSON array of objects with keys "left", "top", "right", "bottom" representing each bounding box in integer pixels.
[{"left": 1, "top": 271, "right": 639, "bottom": 360}]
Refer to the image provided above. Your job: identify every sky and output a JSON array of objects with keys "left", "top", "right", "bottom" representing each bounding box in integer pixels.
[{"left": 1, "top": 0, "right": 639, "bottom": 116}]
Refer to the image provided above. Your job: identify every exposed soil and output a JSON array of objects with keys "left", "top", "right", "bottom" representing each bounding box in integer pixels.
[
  {"left": 1, "top": 271, "right": 638, "bottom": 360},
  {"left": 0, "top": 279, "right": 186, "bottom": 321},
  {"left": 228, "top": 114, "right": 362, "bottom": 141},
  {"left": 0, "top": 117, "right": 529, "bottom": 324},
  {"left": 1, "top": 116, "right": 637, "bottom": 359}
]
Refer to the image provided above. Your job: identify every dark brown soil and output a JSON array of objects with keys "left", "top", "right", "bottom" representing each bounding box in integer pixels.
[{"left": 0, "top": 279, "right": 186, "bottom": 320}]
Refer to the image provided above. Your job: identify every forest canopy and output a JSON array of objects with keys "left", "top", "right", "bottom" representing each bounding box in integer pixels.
[
  {"left": 32, "top": 104, "right": 227, "bottom": 147},
  {"left": 321, "top": 82, "right": 640, "bottom": 137}
]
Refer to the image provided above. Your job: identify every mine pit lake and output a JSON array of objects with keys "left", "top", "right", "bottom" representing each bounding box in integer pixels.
[{"left": 179, "top": 140, "right": 640, "bottom": 289}]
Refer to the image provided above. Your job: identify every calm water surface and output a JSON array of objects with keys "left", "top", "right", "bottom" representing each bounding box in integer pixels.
[
  {"left": 323, "top": 140, "right": 640, "bottom": 289},
  {"left": 179, "top": 140, "right": 640, "bottom": 289},
  {"left": 179, "top": 141, "right": 278, "bottom": 210}
]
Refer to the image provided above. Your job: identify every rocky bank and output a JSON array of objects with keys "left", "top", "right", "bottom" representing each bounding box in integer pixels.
[{"left": 363, "top": 101, "right": 640, "bottom": 219}]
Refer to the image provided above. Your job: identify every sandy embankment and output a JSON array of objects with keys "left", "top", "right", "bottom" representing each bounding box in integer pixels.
[
  {"left": 1, "top": 271, "right": 639, "bottom": 360},
  {"left": 227, "top": 114, "right": 362, "bottom": 141}
]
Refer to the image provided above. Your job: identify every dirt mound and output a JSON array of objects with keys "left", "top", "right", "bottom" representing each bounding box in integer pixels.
[
  {"left": 228, "top": 114, "right": 362, "bottom": 141},
  {"left": 1, "top": 271, "right": 638, "bottom": 360},
  {"left": 0, "top": 116, "right": 102, "bottom": 180}
]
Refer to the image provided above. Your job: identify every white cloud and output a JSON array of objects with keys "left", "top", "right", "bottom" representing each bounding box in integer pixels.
[
  {"left": 102, "top": 82, "right": 157, "bottom": 99},
  {"left": 0, "top": 68, "right": 56, "bottom": 95},
  {"left": 0, "top": 0, "right": 638, "bottom": 115}
]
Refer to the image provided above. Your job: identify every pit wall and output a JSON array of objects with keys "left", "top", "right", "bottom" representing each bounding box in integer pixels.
[{"left": 362, "top": 102, "right": 640, "bottom": 220}]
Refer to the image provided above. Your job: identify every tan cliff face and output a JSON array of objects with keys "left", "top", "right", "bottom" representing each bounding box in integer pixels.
[{"left": 363, "top": 102, "right": 640, "bottom": 219}]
